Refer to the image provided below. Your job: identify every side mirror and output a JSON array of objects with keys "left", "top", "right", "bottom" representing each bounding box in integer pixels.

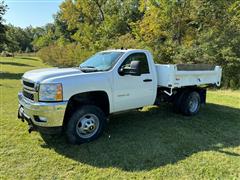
[{"left": 119, "top": 60, "right": 141, "bottom": 76}]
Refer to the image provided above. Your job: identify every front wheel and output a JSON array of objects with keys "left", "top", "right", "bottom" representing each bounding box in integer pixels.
[
  {"left": 180, "top": 91, "right": 201, "bottom": 116},
  {"left": 65, "top": 105, "right": 107, "bottom": 144}
]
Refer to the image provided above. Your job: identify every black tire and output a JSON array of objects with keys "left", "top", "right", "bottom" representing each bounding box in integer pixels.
[
  {"left": 173, "top": 91, "right": 186, "bottom": 113},
  {"left": 180, "top": 91, "right": 201, "bottom": 116},
  {"left": 65, "top": 105, "right": 107, "bottom": 144}
]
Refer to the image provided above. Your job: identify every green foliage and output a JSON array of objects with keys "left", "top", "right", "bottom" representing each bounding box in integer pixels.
[
  {"left": 32, "top": 23, "right": 59, "bottom": 50},
  {"left": 3, "top": 25, "right": 34, "bottom": 54},
  {"left": 37, "top": 43, "right": 93, "bottom": 67},
  {"left": 109, "top": 33, "right": 144, "bottom": 49},
  {"left": 0, "top": 0, "right": 7, "bottom": 51},
  {"left": 1, "top": 25, "right": 40, "bottom": 54},
  {"left": 133, "top": 0, "right": 240, "bottom": 88},
  {"left": 0, "top": 0, "right": 6, "bottom": 22},
  {"left": 2, "top": 0, "right": 240, "bottom": 89},
  {"left": 58, "top": 0, "right": 143, "bottom": 50}
]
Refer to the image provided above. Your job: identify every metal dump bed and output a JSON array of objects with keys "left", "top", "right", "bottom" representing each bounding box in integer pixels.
[{"left": 156, "top": 64, "right": 222, "bottom": 88}]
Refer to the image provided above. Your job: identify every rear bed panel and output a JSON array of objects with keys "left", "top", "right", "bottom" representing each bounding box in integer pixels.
[
  {"left": 176, "top": 64, "right": 215, "bottom": 71},
  {"left": 155, "top": 64, "right": 222, "bottom": 88}
]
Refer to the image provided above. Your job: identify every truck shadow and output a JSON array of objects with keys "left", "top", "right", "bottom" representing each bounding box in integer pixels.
[
  {"left": 40, "top": 103, "right": 240, "bottom": 171},
  {"left": 0, "top": 72, "right": 23, "bottom": 80},
  {"left": 18, "top": 57, "right": 38, "bottom": 61},
  {"left": 0, "top": 61, "right": 34, "bottom": 67}
]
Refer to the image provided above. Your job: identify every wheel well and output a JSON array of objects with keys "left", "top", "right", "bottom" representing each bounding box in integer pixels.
[{"left": 63, "top": 91, "right": 110, "bottom": 127}]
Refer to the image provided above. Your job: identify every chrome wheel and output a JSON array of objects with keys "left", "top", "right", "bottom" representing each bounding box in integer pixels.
[{"left": 76, "top": 113, "right": 100, "bottom": 139}]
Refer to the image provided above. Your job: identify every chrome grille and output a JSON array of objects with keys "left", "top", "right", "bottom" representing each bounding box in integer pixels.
[
  {"left": 23, "top": 90, "right": 34, "bottom": 101},
  {"left": 22, "top": 79, "right": 37, "bottom": 101},
  {"left": 23, "top": 80, "right": 35, "bottom": 89}
]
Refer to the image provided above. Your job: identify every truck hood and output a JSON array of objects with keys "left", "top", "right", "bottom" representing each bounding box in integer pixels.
[{"left": 22, "top": 67, "right": 82, "bottom": 82}]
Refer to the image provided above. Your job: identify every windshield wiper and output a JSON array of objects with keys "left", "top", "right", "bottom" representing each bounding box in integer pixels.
[
  {"left": 80, "top": 66, "right": 96, "bottom": 69},
  {"left": 80, "top": 66, "right": 99, "bottom": 72}
]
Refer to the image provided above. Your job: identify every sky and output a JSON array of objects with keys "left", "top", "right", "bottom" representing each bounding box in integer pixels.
[{"left": 4, "top": 0, "right": 64, "bottom": 28}]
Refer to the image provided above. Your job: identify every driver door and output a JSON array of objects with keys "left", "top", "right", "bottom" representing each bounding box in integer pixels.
[{"left": 112, "top": 52, "right": 155, "bottom": 112}]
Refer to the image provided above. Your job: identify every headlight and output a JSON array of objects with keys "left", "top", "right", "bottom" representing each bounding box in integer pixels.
[{"left": 39, "top": 83, "right": 63, "bottom": 102}]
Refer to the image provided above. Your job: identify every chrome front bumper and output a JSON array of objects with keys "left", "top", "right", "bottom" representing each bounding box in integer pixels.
[{"left": 18, "top": 92, "right": 68, "bottom": 128}]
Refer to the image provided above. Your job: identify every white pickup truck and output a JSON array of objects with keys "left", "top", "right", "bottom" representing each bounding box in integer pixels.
[{"left": 18, "top": 49, "right": 222, "bottom": 144}]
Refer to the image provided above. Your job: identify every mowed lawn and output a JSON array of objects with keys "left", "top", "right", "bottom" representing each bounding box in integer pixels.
[{"left": 0, "top": 57, "right": 240, "bottom": 179}]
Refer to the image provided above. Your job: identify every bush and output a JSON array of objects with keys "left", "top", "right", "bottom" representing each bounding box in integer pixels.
[
  {"left": 37, "top": 43, "right": 93, "bottom": 67},
  {"left": 37, "top": 35, "right": 145, "bottom": 67},
  {"left": 109, "top": 34, "right": 145, "bottom": 49},
  {"left": 223, "top": 64, "right": 240, "bottom": 90}
]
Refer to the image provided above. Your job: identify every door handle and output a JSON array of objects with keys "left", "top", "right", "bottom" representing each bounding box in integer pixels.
[{"left": 143, "top": 79, "right": 152, "bottom": 82}]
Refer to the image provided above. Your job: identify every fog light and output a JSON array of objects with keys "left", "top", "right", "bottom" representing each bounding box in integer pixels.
[
  {"left": 34, "top": 116, "right": 47, "bottom": 122},
  {"left": 39, "top": 117, "right": 47, "bottom": 122}
]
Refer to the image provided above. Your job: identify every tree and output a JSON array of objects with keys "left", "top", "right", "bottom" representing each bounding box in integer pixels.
[
  {"left": 2, "top": 25, "right": 38, "bottom": 54},
  {"left": 4, "top": 25, "right": 20, "bottom": 54},
  {"left": 58, "top": 0, "right": 143, "bottom": 50},
  {"left": 0, "top": 0, "right": 7, "bottom": 51},
  {"left": 12, "top": 0, "right": 239, "bottom": 88},
  {"left": 32, "top": 23, "right": 58, "bottom": 50}
]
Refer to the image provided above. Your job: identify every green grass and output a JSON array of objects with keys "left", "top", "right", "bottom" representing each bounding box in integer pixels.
[{"left": 0, "top": 56, "right": 240, "bottom": 179}]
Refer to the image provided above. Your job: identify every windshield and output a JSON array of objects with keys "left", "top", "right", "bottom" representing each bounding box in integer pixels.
[{"left": 80, "top": 51, "right": 123, "bottom": 72}]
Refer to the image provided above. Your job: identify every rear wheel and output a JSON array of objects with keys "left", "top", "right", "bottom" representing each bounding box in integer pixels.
[
  {"left": 65, "top": 105, "right": 107, "bottom": 144},
  {"left": 180, "top": 91, "right": 201, "bottom": 116}
]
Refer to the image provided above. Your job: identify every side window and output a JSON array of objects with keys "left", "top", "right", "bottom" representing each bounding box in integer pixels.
[{"left": 121, "top": 53, "right": 150, "bottom": 74}]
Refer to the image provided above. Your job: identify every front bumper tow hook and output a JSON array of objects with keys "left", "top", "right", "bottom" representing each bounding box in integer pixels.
[
  {"left": 17, "top": 109, "right": 25, "bottom": 122},
  {"left": 28, "top": 126, "right": 34, "bottom": 133}
]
